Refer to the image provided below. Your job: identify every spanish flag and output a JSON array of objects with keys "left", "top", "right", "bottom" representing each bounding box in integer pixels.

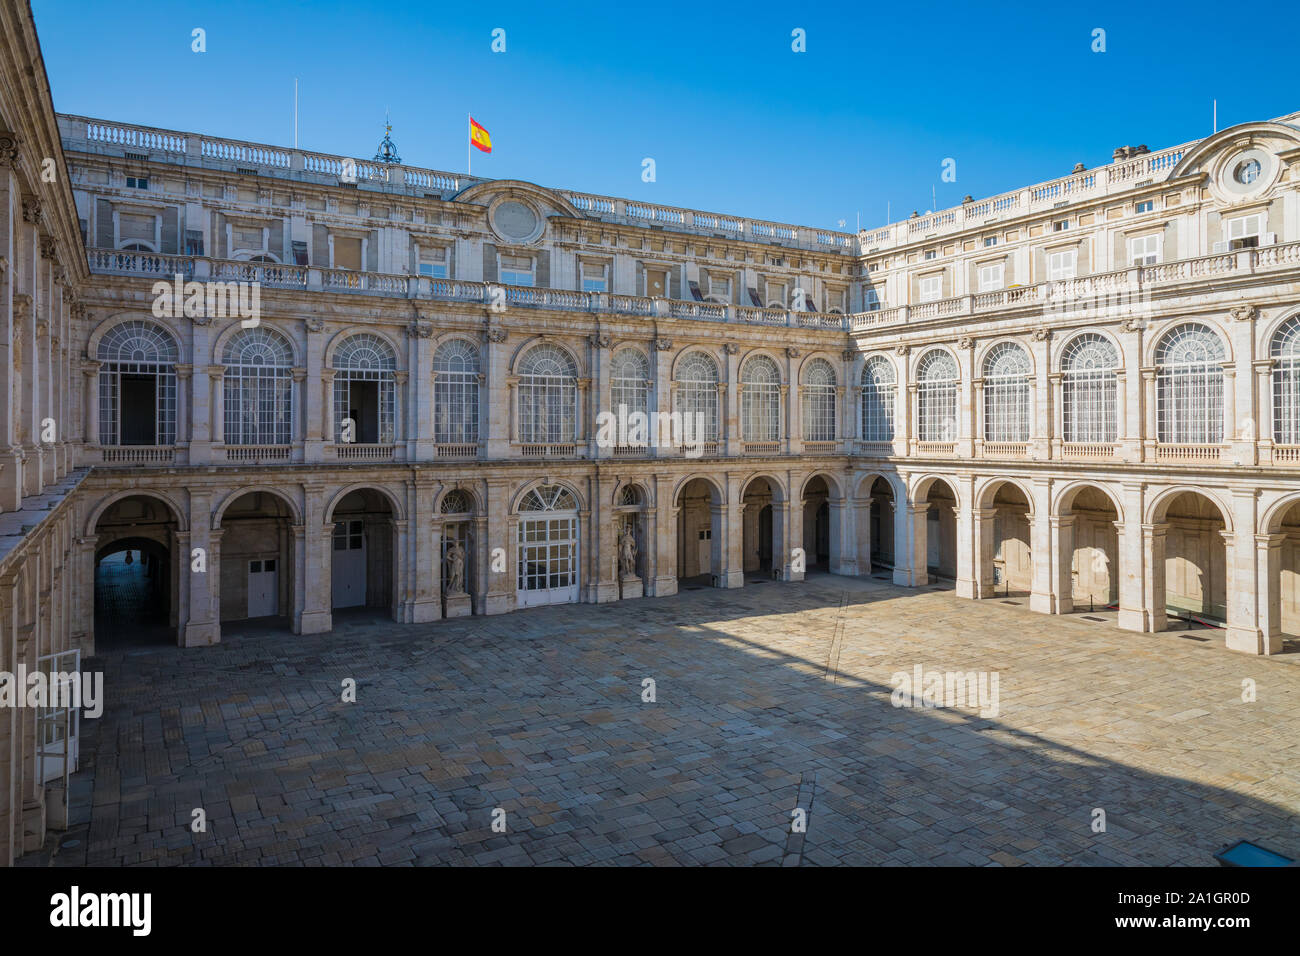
[{"left": 470, "top": 117, "right": 492, "bottom": 154}]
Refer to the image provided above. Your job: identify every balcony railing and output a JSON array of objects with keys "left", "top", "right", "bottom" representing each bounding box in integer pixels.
[
  {"left": 332, "top": 443, "right": 398, "bottom": 461},
  {"left": 916, "top": 441, "right": 957, "bottom": 457},
  {"left": 981, "top": 441, "right": 1029, "bottom": 459},
  {"left": 520, "top": 443, "right": 579, "bottom": 458},
  {"left": 742, "top": 442, "right": 781, "bottom": 455},
  {"left": 1155, "top": 443, "right": 1224, "bottom": 463},
  {"left": 1060, "top": 442, "right": 1118, "bottom": 460},
  {"left": 99, "top": 446, "right": 175, "bottom": 464},
  {"left": 802, "top": 441, "right": 838, "bottom": 455},
  {"left": 225, "top": 445, "right": 291, "bottom": 463},
  {"left": 1274, "top": 445, "right": 1300, "bottom": 464},
  {"left": 434, "top": 443, "right": 479, "bottom": 459}
]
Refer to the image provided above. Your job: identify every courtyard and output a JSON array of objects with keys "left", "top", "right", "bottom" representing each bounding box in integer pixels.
[{"left": 24, "top": 573, "right": 1300, "bottom": 866}]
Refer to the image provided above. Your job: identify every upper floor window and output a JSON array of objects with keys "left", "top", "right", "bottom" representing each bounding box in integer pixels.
[
  {"left": 916, "top": 349, "right": 959, "bottom": 442},
  {"left": 518, "top": 344, "right": 578, "bottom": 443},
  {"left": 707, "top": 272, "right": 731, "bottom": 303},
  {"left": 333, "top": 333, "right": 397, "bottom": 444},
  {"left": 500, "top": 254, "right": 534, "bottom": 286},
  {"left": 1225, "top": 214, "right": 1263, "bottom": 251},
  {"left": 223, "top": 327, "right": 294, "bottom": 446},
  {"left": 97, "top": 320, "right": 178, "bottom": 446},
  {"left": 610, "top": 348, "right": 650, "bottom": 423},
  {"left": 863, "top": 288, "right": 881, "bottom": 311},
  {"left": 1271, "top": 316, "right": 1300, "bottom": 446},
  {"left": 801, "top": 358, "right": 838, "bottom": 442},
  {"left": 983, "top": 236, "right": 998, "bottom": 248},
  {"left": 982, "top": 342, "right": 1031, "bottom": 443},
  {"left": 433, "top": 339, "right": 481, "bottom": 444},
  {"left": 419, "top": 246, "right": 450, "bottom": 278},
  {"left": 1048, "top": 249, "right": 1077, "bottom": 281},
  {"left": 1129, "top": 233, "right": 1162, "bottom": 266},
  {"left": 1052, "top": 219, "right": 1070, "bottom": 232},
  {"left": 918, "top": 274, "right": 943, "bottom": 302},
  {"left": 1155, "top": 323, "right": 1225, "bottom": 445},
  {"left": 860, "top": 355, "right": 896, "bottom": 442},
  {"left": 766, "top": 280, "right": 787, "bottom": 308},
  {"left": 1135, "top": 200, "right": 1154, "bottom": 214},
  {"left": 580, "top": 261, "right": 607, "bottom": 292},
  {"left": 676, "top": 351, "right": 720, "bottom": 443},
  {"left": 923, "top": 250, "right": 937, "bottom": 261},
  {"left": 978, "top": 263, "right": 1004, "bottom": 292},
  {"left": 740, "top": 355, "right": 781, "bottom": 442},
  {"left": 1234, "top": 159, "right": 1262, "bottom": 185},
  {"left": 1061, "top": 332, "right": 1119, "bottom": 444},
  {"left": 126, "top": 176, "right": 148, "bottom": 189}
]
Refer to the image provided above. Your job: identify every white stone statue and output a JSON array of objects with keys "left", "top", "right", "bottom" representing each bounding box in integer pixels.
[
  {"left": 618, "top": 525, "right": 638, "bottom": 578},
  {"left": 445, "top": 541, "right": 465, "bottom": 594}
]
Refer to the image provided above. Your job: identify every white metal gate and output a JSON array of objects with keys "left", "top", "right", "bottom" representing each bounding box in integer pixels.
[
  {"left": 36, "top": 649, "right": 81, "bottom": 785},
  {"left": 247, "top": 558, "right": 278, "bottom": 618},
  {"left": 332, "top": 519, "right": 366, "bottom": 608},
  {"left": 517, "top": 515, "right": 579, "bottom": 607}
]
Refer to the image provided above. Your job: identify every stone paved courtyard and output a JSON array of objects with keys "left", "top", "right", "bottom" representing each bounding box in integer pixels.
[{"left": 24, "top": 573, "right": 1300, "bottom": 866}]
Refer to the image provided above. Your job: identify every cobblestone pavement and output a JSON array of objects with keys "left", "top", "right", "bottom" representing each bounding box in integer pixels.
[{"left": 23, "top": 573, "right": 1300, "bottom": 866}]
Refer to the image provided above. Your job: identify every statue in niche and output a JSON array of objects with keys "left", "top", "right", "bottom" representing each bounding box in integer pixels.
[
  {"left": 445, "top": 541, "right": 466, "bottom": 594},
  {"left": 618, "top": 524, "right": 638, "bottom": 579}
]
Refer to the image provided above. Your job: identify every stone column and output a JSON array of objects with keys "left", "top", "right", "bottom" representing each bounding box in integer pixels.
[
  {"left": 828, "top": 492, "right": 856, "bottom": 575},
  {"left": 1254, "top": 360, "right": 1274, "bottom": 461},
  {"left": 954, "top": 475, "right": 976, "bottom": 598},
  {"left": 407, "top": 321, "right": 435, "bottom": 460},
  {"left": 182, "top": 491, "right": 220, "bottom": 645},
  {"left": 304, "top": 320, "right": 325, "bottom": 462},
  {"left": 407, "top": 479, "right": 440, "bottom": 622},
  {"left": 389, "top": 518, "right": 409, "bottom": 621},
  {"left": 1221, "top": 363, "right": 1236, "bottom": 451},
  {"left": 81, "top": 361, "right": 99, "bottom": 446},
  {"left": 1224, "top": 491, "right": 1263, "bottom": 654},
  {"left": 970, "top": 507, "right": 997, "bottom": 598},
  {"left": 1117, "top": 482, "right": 1147, "bottom": 632},
  {"left": 784, "top": 485, "right": 802, "bottom": 582},
  {"left": 901, "top": 502, "right": 929, "bottom": 587},
  {"left": 1048, "top": 372, "right": 1064, "bottom": 459},
  {"left": 1229, "top": 307, "right": 1257, "bottom": 465},
  {"left": 956, "top": 338, "right": 974, "bottom": 457},
  {"left": 483, "top": 478, "right": 514, "bottom": 614},
  {"left": 205, "top": 364, "right": 225, "bottom": 458},
  {"left": 484, "top": 330, "right": 511, "bottom": 459},
  {"left": 1141, "top": 522, "right": 1169, "bottom": 634},
  {"left": 174, "top": 364, "right": 192, "bottom": 460},
  {"left": 652, "top": 346, "right": 673, "bottom": 458},
  {"left": 906, "top": 383, "right": 919, "bottom": 456},
  {"left": 653, "top": 473, "right": 677, "bottom": 596},
  {"left": 320, "top": 368, "right": 336, "bottom": 451},
  {"left": 724, "top": 347, "right": 740, "bottom": 456},
  {"left": 1141, "top": 368, "right": 1157, "bottom": 460},
  {"left": 853, "top": 493, "right": 873, "bottom": 575},
  {"left": 1051, "top": 514, "right": 1076, "bottom": 614},
  {"left": 1031, "top": 329, "right": 1051, "bottom": 459},
  {"left": 188, "top": 324, "right": 214, "bottom": 461},
  {"left": 972, "top": 378, "right": 985, "bottom": 457},
  {"left": 1255, "top": 533, "right": 1285, "bottom": 655},
  {"left": 1029, "top": 479, "right": 1054, "bottom": 614},
  {"left": 720, "top": 474, "right": 744, "bottom": 588},
  {"left": 893, "top": 346, "right": 910, "bottom": 457},
  {"left": 296, "top": 485, "right": 332, "bottom": 634},
  {"left": 589, "top": 335, "right": 611, "bottom": 458}
]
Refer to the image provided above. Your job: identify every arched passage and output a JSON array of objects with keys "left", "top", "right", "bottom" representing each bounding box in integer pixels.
[
  {"left": 859, "top": 475, "right": 896, "bottom": 574},
  {"left": 802, "top": 475, "right": 833, "bottom": 572},
  {"left": 676, "top": 477, "right": 722, "bottom": 587},
  {"left": 218, "top": 491, "right": 296, "bottom": 629},
  {"left": 329, "top": 488, "right": 398, "bottom": 617},
  {"left": 980, "top": 480, "right": 1033, "bottom": 597},
  {"left": 912, "top": 477, "right": 958, "bottom": 586},
  {"left": 1059, "top": 484, "right": 1121, "bottom": 613},
  {"left": 92, "top": 494, "right": 180, "bottom": 647},
  {"left": 1266, "top": 497, "right": 1300, "bottom": 651},
  {"left": 741, "top": 476, "right": 785, "bottom": 579},
  {"left": 1154, "top": 491, "right": 1228, "bottom": 630}
]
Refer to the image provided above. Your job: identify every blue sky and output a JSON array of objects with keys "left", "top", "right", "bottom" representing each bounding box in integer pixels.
[{"left": 32, "top": 0, "right": 1300, "bottom": 232}]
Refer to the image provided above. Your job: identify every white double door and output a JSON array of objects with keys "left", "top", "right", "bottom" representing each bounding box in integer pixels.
[
  {"left": 517, "top": 514, "right": 579, "bottom": 607},
  {"left": 332, "top": 519, "right": 367, "bottom": 608},
  {"left": 247, "top": 558, "right": 278, "bottom": 618}
]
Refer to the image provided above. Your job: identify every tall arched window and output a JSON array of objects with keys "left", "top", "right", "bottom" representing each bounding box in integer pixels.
[
  {"left": 1155, "top": 323, "right": 1225, "bottom": 444},
  {"left": 861, "top": 355, "right": 896, "bottom": 442},
  {"left": 1061, "top": 333, "right": 1119, "bottom": 443},
  {"left": 917, "top": 349, "right": 959, "bottom": 442},
  {"left": 676, "top": 351, "right": 719, "bottom": 443},
  {"left": 223, "top": 327, "right": 293, "bottom": 445},
  {"left": 801, "top": 358, "right": 837, "bottom": 442},
  {"left": 433, "top": 339, "right": 481, "bottom": 444},
  {"left": 610, "top": 348, "right": 650, "bottom": 421},
  {"left": 1272, "top": 316, "right": 1300, "bottom": 446},
  {"left": 97, "top": 320, "right": 178, "bottom": 446},
  {"left": 983, "top": 342, "right": 1031, "bottom": 442},
  {"left": 519, "top": 344, "right": 578, "bottom": 443},
  {"left": 741, "top": 355, "right": 781, "bottom": 442},
  {"left": 333, "top": 333, "right": 396, "bottom": 444}
]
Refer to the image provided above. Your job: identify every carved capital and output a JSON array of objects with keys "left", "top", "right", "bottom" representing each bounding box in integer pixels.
[
  {"left": 191, "top": 312, "right": 212, "bottom": 326},
  {"left": 21, "top": 197, "right": 41, "bottom": 225},
  {"left": 1121, "top": 317, "right": 1147, "bottom": 333},
  {"left": 305, "top": 316, "right": 326, "bottom": 333},
  {"left": 722, "top": 342, "right": 739, "bottom": 355},
  {"left": 484, "top": 327, "right": 507, "bottom": 344},
  {"left": 654, "top": 338, "right": 673, "bottom": 351},
  {"left": 12, "top": 292, "right": 32, "bottom": 321},
  {"left": 894, "top": 343, "right": 910, "bottom": 357},
  {"left": 36, "top": 319, "right": 48, "bottom": 338},
  {"left": 39, "top": 236, "right": 57, "bottom": 261},
  {"left": 786, "top": 346, "right": 801, "bottom": 358},
  {"left": 588, "top": 333, "right": 612, "bottom": 349},
  {"left": 0, "top": 134, "right": 19, "bottom": 168},
  {"left": 1229, "top": 303, "right": 1257, "bottom": 323},
  {"left": 1031, "top": 326, "right": 1051, "bottom": 342},
  {"left": 957, "top": 335, "right": 974, "bottom": 350},
  {"left": 841, "top": 349, "right": 856, "bottom": 362},
  {"left": 407, "top": 320, "right": 434, "bottom": 339}
]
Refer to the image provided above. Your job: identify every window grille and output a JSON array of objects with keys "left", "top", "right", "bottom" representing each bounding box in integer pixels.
[
  {"left": 860, "top": 355, "right": 896, "bottom": 441},
  {"left": 1155, "top": 323, "right": 1225, "bottom": 444},
  {"left": 433, "top": 339, "right": 481, "bottom": 443},
  {"left": 1061, "top": 333, "right": 1119, "bottom": 443}
]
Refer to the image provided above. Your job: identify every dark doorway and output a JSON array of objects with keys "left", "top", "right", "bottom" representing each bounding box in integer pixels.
[
  {"left": 120, "top": 375, "right": 156, "bottom": 444},
  {"left": 347, "top": 380, "right": 380, "bottom": 443},
  {"left": 94, "top": 540, "right": 171, "bottom": 648},
  {"left": 758, "top": 504, "right": 773, "bottom": 572}
]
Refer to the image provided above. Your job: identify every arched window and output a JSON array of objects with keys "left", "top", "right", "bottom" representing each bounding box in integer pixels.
[
  {"left": 610, "top": 348, "right": 650, "bottom": 422},
  {"left": 519, "top": 484, "right": 578, "bottom": 512},
  {"left": 861, "top": 355, "right": 896, "bottom": 442},
  {"left": 801, "top": 358, "right": 837, "bottom": 442},
  {"left": 433, "top": 339, "right": 481, "bottom": 444},
  {"left": 1061, "top": 333, "right": 1119, "bottom": 443},
  {"left": 741, "top": 355, "right": 781, "bottom": 442},
  {"left": 518, "top": 344, "right": 578, "bottom": 444},
  {"left": 440, "top": 489, "right": 475, "bottom": 514},
  {"left": 333, "top": 333, "right": 396, "bottom": 444},
  {"left": 1272, "top": 316, "right": 1300, "bottom": 445},
  {"left": 97, "top": 320, "right": 178, "bottom": 446},
  {"left": 1155, "top": 323, "right": 1225, "bottom": 444},
  {"left": 223, "top": 327, "right": 293, "bottom": 445},
  {"left": 917, "top": 349, "right": 959, "bottom": 442},
  {"left": 676, "top": 351, "right": 719, "bottom": 443},
  {"left": 983, "top": 342, "right": 1031, "bottom": 443}
]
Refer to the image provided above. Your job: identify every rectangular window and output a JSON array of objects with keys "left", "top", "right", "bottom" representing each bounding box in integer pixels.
[
  {"left": 419, "top": 245, "right": 450, "bottom": 278},
  {"left": 766, "top": 281, "right": 787, "bottom": 307},
  {"left": 126, "top": 176, "right": 148, "bottom": 189},
  {"left": 233, "top": 227, "right": 263, "bottom": 251},
  {"left": 500, "top": 254, "right": 534, "bottom": 286},
  {"left": 580, "top": 260, "right": 607, "bottom": 292},
  {"left": 863, "top": 288, "right": 881, "bottom": 311},
  {"left": 1047, "top": 249, "right": 1077, "bottom": 281},
  {"left": 1135, "top": 200, "right": 1154, "bottom": 214},
  {"left": 333, "top": 237, "right": 362, "bottom": 271},
  {"left": 185, "top": 230, "right": 204, "bottom": 256},
  {"left": 291, "top": 240, "right": 308, "bottom": 265},
  {"left": 1129, "top": 233, "right": 1162, "bottom": 266},
  {"left": 983, "top": 236, "right": 998, "bottom": 247},
  {"left": 923, "top": 250, "right": 937, "bottom": 261},
  {"left": 708, "top": 272, "right": 731, "bottom": 300},
  {"left": 1052, "top": 219, "right": 1070, "bottom": 232},
  {"left": 918, "top": 274, "right": 942, "bottom": 302},
  {"left": 978, "top": 263, "right": 1004, "bottom": 292},
  {"left": 1226, "top": 214, "right": 1263, "bottom": 250}
]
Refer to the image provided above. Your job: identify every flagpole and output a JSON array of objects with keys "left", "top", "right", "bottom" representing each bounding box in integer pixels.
[{"left": 467, "top": 114, "right": 471, "bottom": 176}]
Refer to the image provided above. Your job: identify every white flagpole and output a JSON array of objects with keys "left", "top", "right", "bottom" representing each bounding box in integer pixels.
[{"left": 467, "top": 114, "right": 471, "bottom": 176}]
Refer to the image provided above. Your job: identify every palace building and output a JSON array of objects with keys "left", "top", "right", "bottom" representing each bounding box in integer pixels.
[{"left": 3, "top": 0, "right": 1300, "bottom": 864}]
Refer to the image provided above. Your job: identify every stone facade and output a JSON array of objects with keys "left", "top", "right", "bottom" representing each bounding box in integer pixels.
[{"left": 2, "top": 0, "right": 1300, "bottom": 865}]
